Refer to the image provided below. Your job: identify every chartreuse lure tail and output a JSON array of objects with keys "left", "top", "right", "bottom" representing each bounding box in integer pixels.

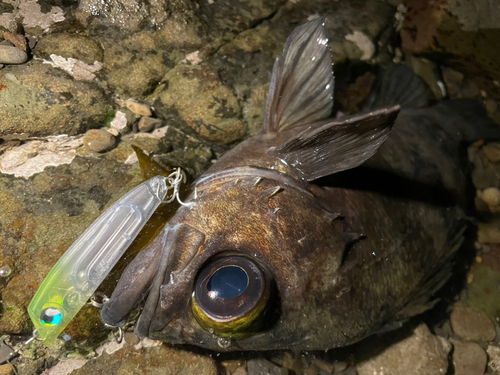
[{"left": 28, "top": 176, "right": 169, "bottom": 345}]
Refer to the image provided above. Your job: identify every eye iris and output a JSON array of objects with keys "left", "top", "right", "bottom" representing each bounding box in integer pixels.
[
  {"left": 40, "top": 307, "right": 62, "bottom": 326},
  {"left": 207, "top": 266, "right": 249, "bottom": 299}
]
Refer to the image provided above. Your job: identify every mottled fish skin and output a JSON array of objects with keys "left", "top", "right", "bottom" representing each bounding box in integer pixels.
[{"left": 101, "top": 17, "right": 496, "bottom": 351}]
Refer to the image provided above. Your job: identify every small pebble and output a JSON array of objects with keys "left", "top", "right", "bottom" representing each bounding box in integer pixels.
[
  {"left": 233, "top": 367, "right": 247, "bottom": 375},
  {"left": 487, "top": 345, "right": 500, "bottom": 373},
  {"left": 0, "top": 265, "right": 11, "bottom": 277},
  {"left": 0, "top": 364, "right": 14, "bottom": 375},
  {"left": 138, "top": 116, "right": 162, "bottom": 132},
  {"left": 123, "top": 332, "right": 140, "bottom": 345},
  {"left": 485, "top": 100, "right": 498, "bottom": 115},
  {"left": 450, "top": 339, "right": 487, "bottom": 375},
  {"left": 483, "top": 143, "right": 500, "bottom": 163},
  {"left": 450, "top": 304, "right": 496, "bottom": 342},
  {"left": 0, "top": 45, "right": 28, "bottom": 64},
  {"left": 472, "top": 168, "right": 500, "bottom": 189},
  {"left": 483, "top": 187, "right": 500, "bottom": 207},
  {"left": 106, "top": 128, "right": 119, "bottom": 137},
  {"left": 83, "top": 129, "right": 116, "bottom": 152},
  {"left": 125, "top": 99, "right": 152, "bottom": 117}
]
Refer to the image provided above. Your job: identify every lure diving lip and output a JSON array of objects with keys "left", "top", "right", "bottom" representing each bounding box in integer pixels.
[{"left": 28, "top": 175, "right": 170, "bottom": 345}]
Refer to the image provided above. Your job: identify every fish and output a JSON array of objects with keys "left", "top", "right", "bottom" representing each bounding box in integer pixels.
[{"left": 100, "top": 17, "right": 500, "bottom": 351}]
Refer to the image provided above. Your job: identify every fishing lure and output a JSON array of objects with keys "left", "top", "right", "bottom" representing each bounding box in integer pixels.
[{"left": 27, "top": 170, "right": 185, "bottom": 345}]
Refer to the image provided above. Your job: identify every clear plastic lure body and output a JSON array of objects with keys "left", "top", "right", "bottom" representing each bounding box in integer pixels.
[{"left": 28, "top": 176, "right": 169, "bottom": 345}]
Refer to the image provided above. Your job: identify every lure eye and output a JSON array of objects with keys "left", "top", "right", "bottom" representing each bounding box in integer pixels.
[
  {"left": 40, "top": 307, "right": 62, "bottom": 326},
  {"left": 192, "top": 255, "right": 271, "bottom": 337}
]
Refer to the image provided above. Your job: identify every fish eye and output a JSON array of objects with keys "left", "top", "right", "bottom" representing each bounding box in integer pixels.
[
  {"left": 40, "top": 307, "right": 63, "bottom": 326},
  {"left": 192, "top": 255, "right": 271, "bottom": 337}
]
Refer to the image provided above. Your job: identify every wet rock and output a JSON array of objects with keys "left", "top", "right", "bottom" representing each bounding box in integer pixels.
[
  {"left": 76, "top": 0, "right": 195, "bottom": 32},
  {"left": 3, "top": 32, "right": 27, "bottom": 52},
  {"left": 356, "top": 324, "right": 450, "bottom": 375},
  {"left": 72, "top": 342, "right": 217, "bottom": 375},
  {"left": 472, "top": 168, "right": 500, "bottom": 189},
  {"left": 0, "top": 364, "right": 14, "bottom": 375},
  {"left": 482, "top": 187, "right": 500, "bottom": 207},
  {"left": 450, "top": 339, "right": 487, "bottom": 375},
  {"left": 401, "top": 0, "right": 500, "bottom": 99},
  {"left": 483, "top": 143, "right": 500, "bottom": 163},
  {"left": 102, "top": 33, "right": 173, "bottom": 97},
  {"left": 0, "top": 45, "right": 28, "bottom": 64},
  {"left": 406, "top": 56, "right": 445, "bottom": 100},
  {"left": 247, "top": 359, "right": 288, "bottom": 375},
  {"left": 487, "top": 345, "right": 500, "bottom": 373},
  {"left": 0, "top": 61, "right": 112, "bottom": 137},
  {"left": 35, "top": 33, "right": 104, "bottom": 64},
  {"left": 84, "top": 129, "right": 116, "bottom": 152},
  {"left": 126, "top": 99, "right": 152, "bottom": 117},
  {"left": 450, "top": 304, "right": 496, "bottom": 342},
  {"left": 138, "top": 116, "right": 162, "bottom": 132},
  {"left": 157, "top": 63, "right": 245, "bottom": 144}
]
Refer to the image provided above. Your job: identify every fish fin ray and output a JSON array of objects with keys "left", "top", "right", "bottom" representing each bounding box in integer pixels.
[
  {"left": 363, "top": 64, "right": 428, "bottom": 110},
  {"left": 263, "top": 16, "right": 334, "bottom": 133},
  {"left": 271, "top": 106, "right": 400, "bottom": 181}
]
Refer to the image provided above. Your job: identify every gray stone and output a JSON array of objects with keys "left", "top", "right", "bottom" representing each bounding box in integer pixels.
[
  {"left": 450, "top": 339, "right": 487, "bottom": 375},
  {"left": 450, "top": 304, "right": 496, "bottom": 342},
  {"left": 356, "top": 324, "right": 450, "bottom": 375},
  {"left": 0, "top": 45, "right": 27, "bottom": 64},
  {"left": 138, "top": 116, "right": 162, "bottom": 132},
  {"left": 247, "top": 359, "right": 288, "bottom": 375},
  {"left": 472, "top": 168, "right": 500, "bottom": 189},
  {"left": 84, "top": 129, "right": 116, "bottom": 152}
]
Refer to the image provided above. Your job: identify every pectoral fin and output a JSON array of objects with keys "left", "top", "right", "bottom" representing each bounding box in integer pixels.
[
  {"left": 263, "top": 16, "right": 334, "bottom": 133},
  {"left": 271, "top": 106, "right": 400, "bottom": 181}
]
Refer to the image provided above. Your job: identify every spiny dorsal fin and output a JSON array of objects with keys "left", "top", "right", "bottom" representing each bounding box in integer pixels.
[
  {"left": 271, "top": 106, "right": 400, "bottom": 181},
  {"left": 263, "top": 16, "right": 334, "bottom": 133}
]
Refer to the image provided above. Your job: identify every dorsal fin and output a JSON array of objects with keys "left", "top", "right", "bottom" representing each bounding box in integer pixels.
[
  {"left": 263, "top": 17, "right": 334, "bottom": 133},
  {"left": 271, "top": 106, "right": 400, "bottom": 181}
]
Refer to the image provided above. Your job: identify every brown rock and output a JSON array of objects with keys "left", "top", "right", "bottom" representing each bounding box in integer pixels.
[
  {"left": 0, "top": 364, "right": 13, "bottom": 375},
  {"left": 450, "top": 304, "right": 496, "bottom": 342},
  {"left": 478, "top": 223, "right": 500, "bottom": 244},
  {"left": 3, "top": 32, "right": 27, "bottom": 52},
  {"left": 138, "top": 116, "right": 162, "bottom": 132},
  {"left": 472, "top": 169, "right": 500, "bottom": 190},
  {"left": 450, "top": 339, "right": 487, "bottom": 375},
  {"left": 357, "top": 324, "right": 450, "bottom": 375},
  {"left": 401, "top": 0, "right": 500, "bottom": 99},
  {"left": 482, "top": 187, "right": 500, "bottom": 207},
  {"left": 125, "top": 99, "right": 152, "bottom": 117},
  {"left": 83, "top": 129, "right": 116, "bottom": 152},
  {"left": 483, "top": 143, "right": 500, "bottom": 163}
]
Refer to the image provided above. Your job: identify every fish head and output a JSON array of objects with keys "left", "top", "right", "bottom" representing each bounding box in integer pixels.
[{"left": 127, "top": 170, "right": 347, "bottom": 350}]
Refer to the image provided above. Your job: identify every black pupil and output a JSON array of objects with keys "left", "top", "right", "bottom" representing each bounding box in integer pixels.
[{"left": 207, "top": 266, "right": 248, "bottom": 299}]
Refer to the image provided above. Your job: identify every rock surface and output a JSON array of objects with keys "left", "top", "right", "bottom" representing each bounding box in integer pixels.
[
  {"left": 450, "top": 339, "right": 487, "bottom": 375},
  {"left": 450, "top": 304, "right": 497, "bottom": 342},
  {"left": 0, "top": 61, "right": 113, "bottom": 137},
  {"left": 0, "top": 45, "right": 28, "bottom": 64},
  {"left": 356, "top": 324, "right": 450, "bottom": 375}
]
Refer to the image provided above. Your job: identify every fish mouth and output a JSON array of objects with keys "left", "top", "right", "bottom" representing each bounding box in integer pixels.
[{"left": 135, "top": 223, "right": 206, "bottom": 338}]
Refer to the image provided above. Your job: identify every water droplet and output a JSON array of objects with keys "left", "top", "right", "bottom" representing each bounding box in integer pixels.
[
  {"left": 218, "top": 337, "right": 231, "bottom": 348},
  {"left": 0, "top": 265, "right": 11, "bottom": 277},
  {"left": 312, "top": 56, "right": 316, "bottom": 61},
  {"left": 325, "top": 84, "right": 331, "bottom": 90}
]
